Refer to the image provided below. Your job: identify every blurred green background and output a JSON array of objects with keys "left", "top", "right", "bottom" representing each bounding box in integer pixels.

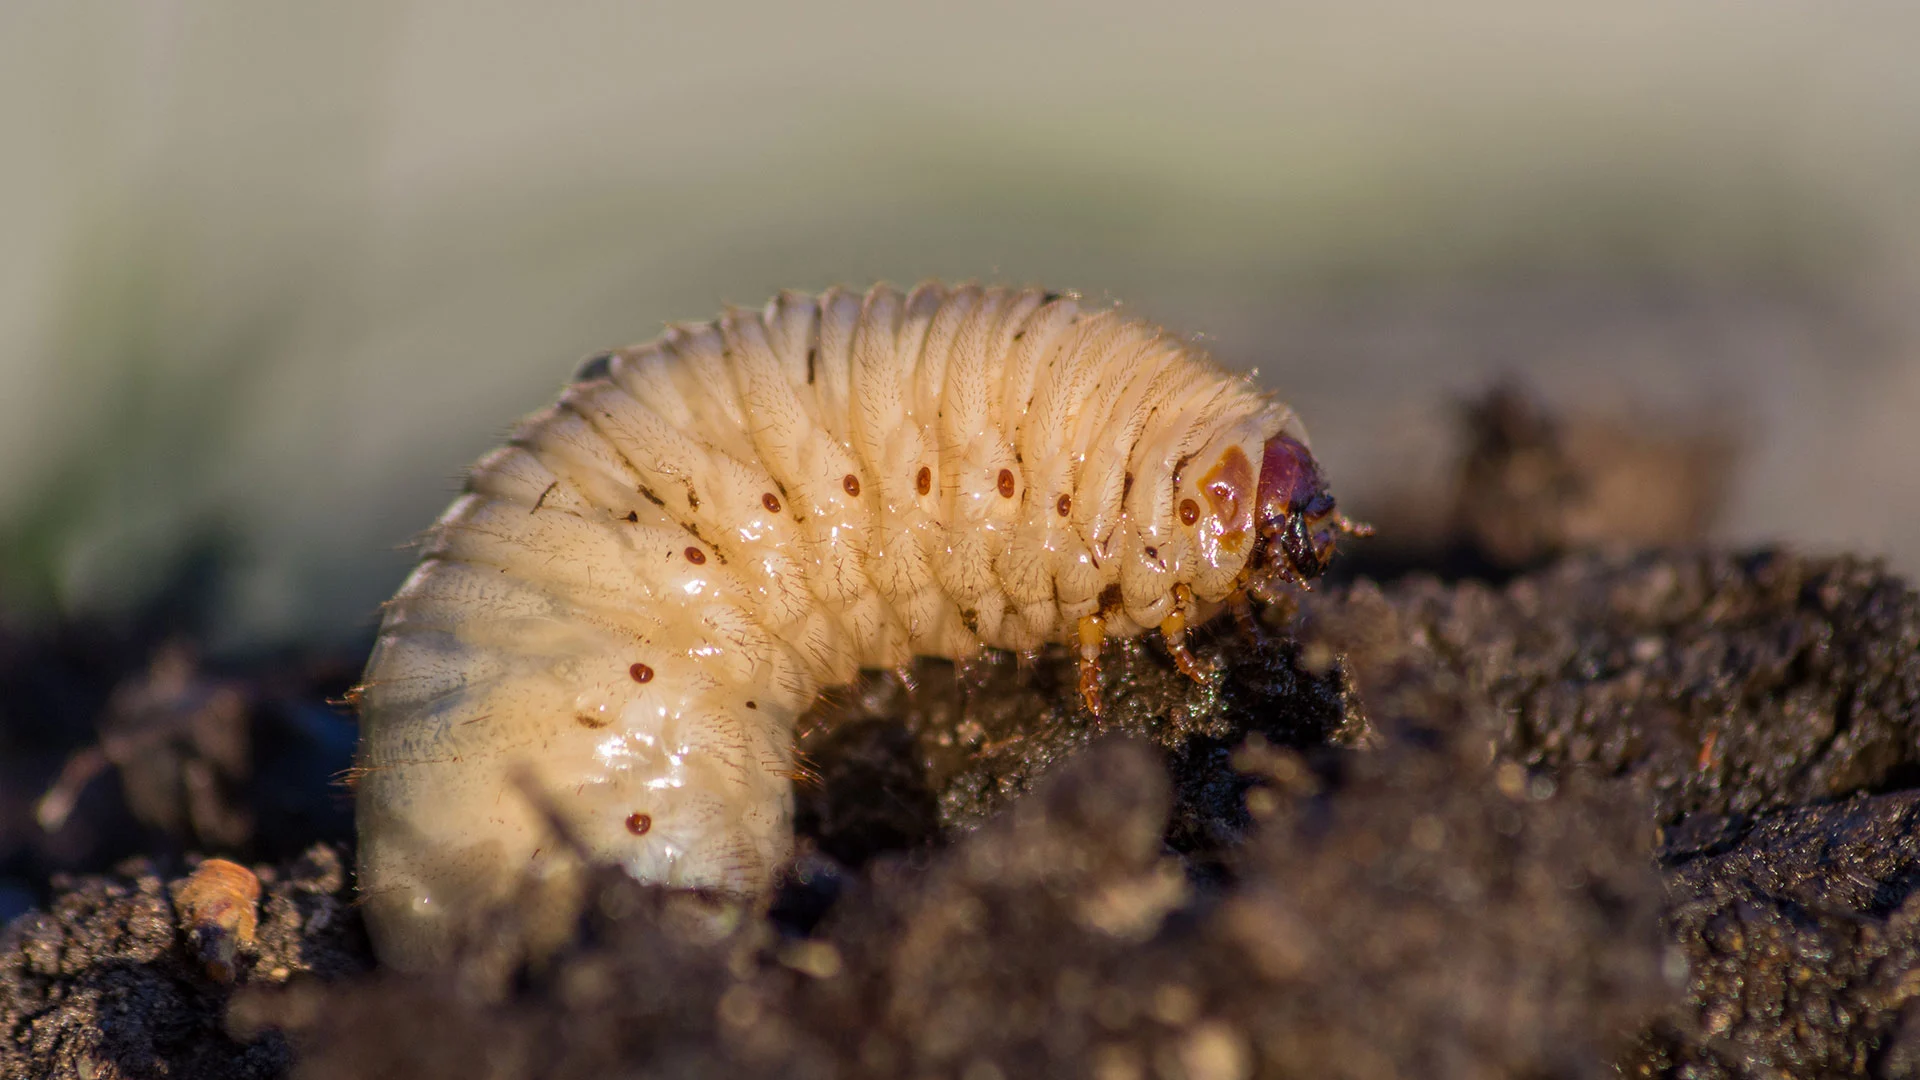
[{"left": 3, "top": 1, "right": 1917, "bottom": 649}]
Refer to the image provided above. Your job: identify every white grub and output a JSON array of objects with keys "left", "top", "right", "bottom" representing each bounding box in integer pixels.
[{"left": 354, "top": 282, "right": 1361, "bottom": 970}]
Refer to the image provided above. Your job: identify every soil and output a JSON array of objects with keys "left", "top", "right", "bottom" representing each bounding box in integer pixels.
[{"left": 5, "top": 386, "right": 1919, "bottom": 1079}]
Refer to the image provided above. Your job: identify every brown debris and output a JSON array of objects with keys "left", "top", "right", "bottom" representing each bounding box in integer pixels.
[
  {"left": 1448, "top": 383, "right": 1736, "bottom": 569},
  {"left": 174, "top": 858, "right": 262, "bottom": 984}
]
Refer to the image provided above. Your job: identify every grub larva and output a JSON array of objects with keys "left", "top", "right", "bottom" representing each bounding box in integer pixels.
[{"left": 355, "top": 282, "right": 1364, "bottom": 969}]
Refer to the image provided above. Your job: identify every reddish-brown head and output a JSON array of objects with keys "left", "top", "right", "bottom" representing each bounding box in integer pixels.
[{"left": 1251, "top": 434, "right": 1344, "bottom": 585}]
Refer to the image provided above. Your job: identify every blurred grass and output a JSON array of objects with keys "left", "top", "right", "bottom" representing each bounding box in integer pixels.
[
  {"left": 0, "top": 229, "right": 287, "bottom": 622},
  {"left": 2, "top": 2, "right": 1917, "bottom": 646}
]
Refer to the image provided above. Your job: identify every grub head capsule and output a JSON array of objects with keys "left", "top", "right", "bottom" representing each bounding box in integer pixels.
[
  {"left": 1250, "top": 433, "right": 1361, "bottom": 586},
  {"left": 1175, "top": 419, "right": 1366, "bottom": 601}
]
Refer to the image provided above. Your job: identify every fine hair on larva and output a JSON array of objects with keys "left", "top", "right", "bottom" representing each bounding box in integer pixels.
[{"left": 354, "top": 281, "right": 1366, "bottom": 970}]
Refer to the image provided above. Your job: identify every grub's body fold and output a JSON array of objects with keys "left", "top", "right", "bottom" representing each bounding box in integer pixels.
[{"left": 356, "top": 282, "right": 1307, "bottom": 969}]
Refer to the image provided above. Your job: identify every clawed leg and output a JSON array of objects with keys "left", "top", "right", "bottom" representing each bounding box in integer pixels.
[
  {"left": 1160, "top": 584, "right": 1211, "bottom": 685},
  {"left": 1076, "top": 614, "right": 1106, "bottom": 717}
]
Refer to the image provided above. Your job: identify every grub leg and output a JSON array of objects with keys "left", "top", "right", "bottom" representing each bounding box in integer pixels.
[
  {"left": 1076, "top": 614, "right": 1106, "bottom": 717},
  {"left": 1160, "top": 584, "right": 1211, "bottom": 684}
]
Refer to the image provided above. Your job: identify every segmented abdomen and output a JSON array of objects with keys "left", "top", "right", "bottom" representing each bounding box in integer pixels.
[{"left": 356, "top": 282, "right": 1299, "bottom": 969}]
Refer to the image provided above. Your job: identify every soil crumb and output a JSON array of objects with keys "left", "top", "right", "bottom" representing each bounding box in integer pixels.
[{"left": 0, "top": 846, "right": 364, "bottom": 1079}]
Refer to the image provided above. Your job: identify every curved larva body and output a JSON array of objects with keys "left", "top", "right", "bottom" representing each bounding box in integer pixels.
[{"left": 356, "top": 282, "right": 1352, "bottom": 970}]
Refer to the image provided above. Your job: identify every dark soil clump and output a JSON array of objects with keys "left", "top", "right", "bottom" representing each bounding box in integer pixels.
[{"left": 0, "top": 846, "right": 364, "bottom": 1079}]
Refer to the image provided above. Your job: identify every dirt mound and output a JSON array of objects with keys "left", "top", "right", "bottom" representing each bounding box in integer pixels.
[{"left": 8, "top": 547, "right": 1920, "bottom": 1078}]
